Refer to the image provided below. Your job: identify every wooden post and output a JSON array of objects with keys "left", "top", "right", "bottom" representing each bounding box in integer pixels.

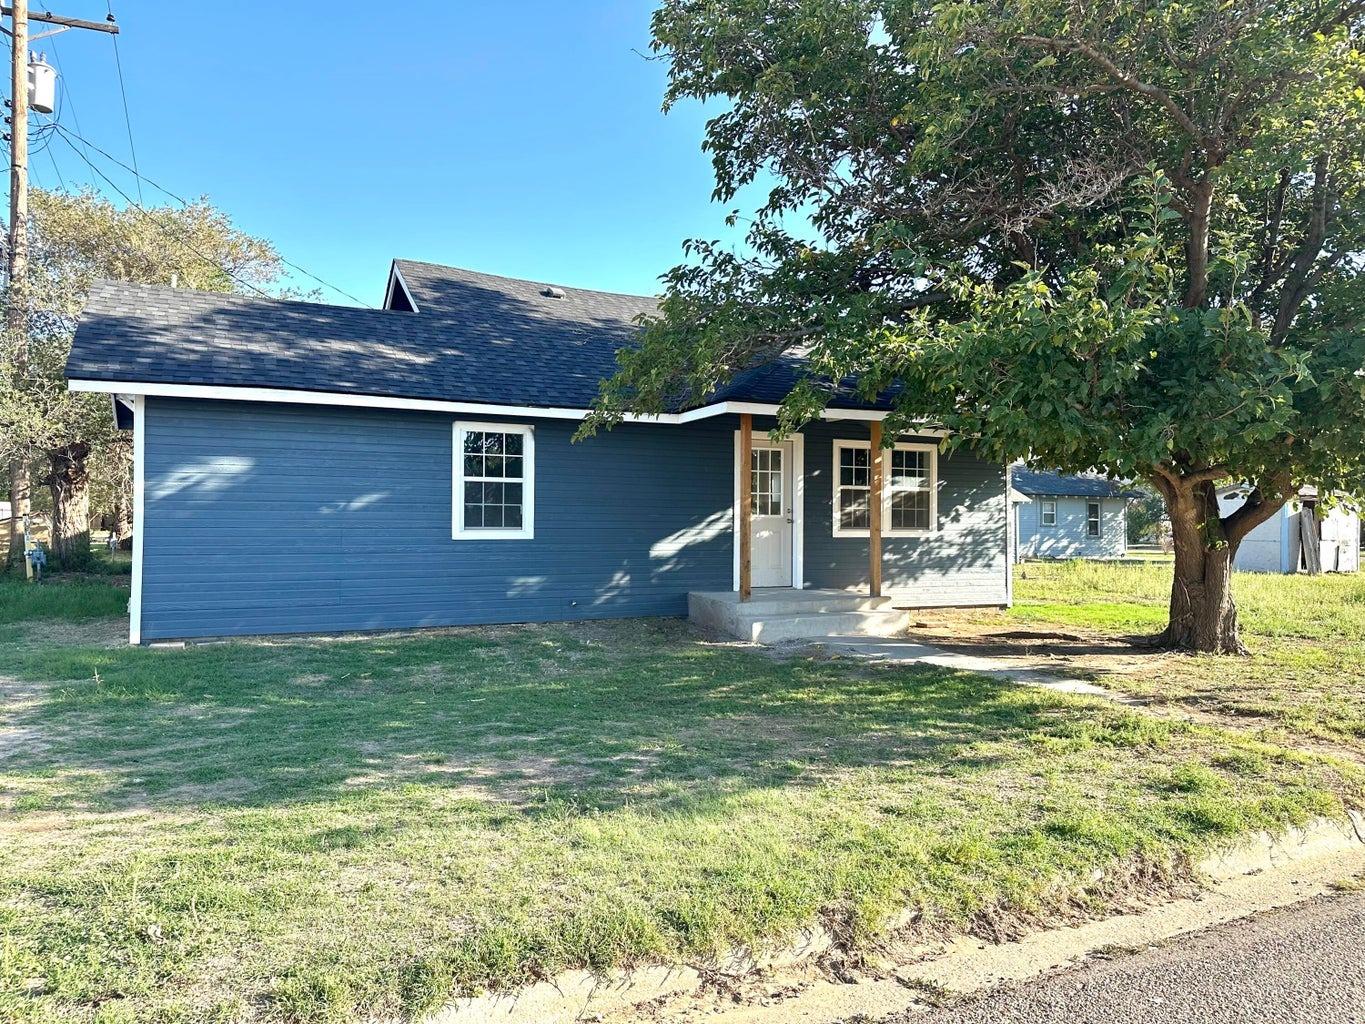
[
  {"left": 739, "top": 413, "right": 753, "bottom": 601},
  {"left": 869, "top": 420, "right": 883, "bottom": 598}
]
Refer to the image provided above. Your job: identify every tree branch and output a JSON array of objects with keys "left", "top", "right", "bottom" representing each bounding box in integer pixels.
[{"left": 1016, "top": 34, "right": 1214, "bottom": 154}]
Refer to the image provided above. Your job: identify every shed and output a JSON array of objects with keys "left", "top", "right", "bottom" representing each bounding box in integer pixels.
[{"left": 1217, "top": 485, "right": 1360, "bottom": 574}]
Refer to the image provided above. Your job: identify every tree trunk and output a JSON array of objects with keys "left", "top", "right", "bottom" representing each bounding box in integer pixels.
[
  {"left": 1153, "top": 479, "right": 1246, "bottom": 654},
  {"left": 45, "top": 443, "right": 92, "bottom": 571},
  {"left": 110, "top": 488, "right": 133, "bottom": 550}
]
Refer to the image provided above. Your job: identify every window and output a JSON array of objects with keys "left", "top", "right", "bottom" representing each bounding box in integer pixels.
[
  {"left": 834, "top": 444, "right": 872, "bottom": 532},
  {"left": 1087, "top": 501, "right": 1101, "bottom": 538},
  {"left": 1041, "top": 500, "right": 1057, "bottom": 527},
  {"left": 751, "top": 447, "right": 784, "bottom": 516},
  {"left": 832, "top": 440, "right": 937, "bottom": 537},
  {"left": 453, "top": 422, "right": 534, "bottom": 539}
]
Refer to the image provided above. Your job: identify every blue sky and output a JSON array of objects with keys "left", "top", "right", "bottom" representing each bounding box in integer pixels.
[{"left": 15, "top": 1, "right": 746, "bottom": 306}]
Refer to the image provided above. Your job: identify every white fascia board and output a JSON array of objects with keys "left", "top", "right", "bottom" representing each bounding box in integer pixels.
[{"left": 68, "top": 379, "right": 939, "bottom": 430}]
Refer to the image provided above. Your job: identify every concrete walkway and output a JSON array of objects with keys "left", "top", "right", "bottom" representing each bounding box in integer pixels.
[{"left": 812, "top": 635, "right": 1132, "bottom": 701}]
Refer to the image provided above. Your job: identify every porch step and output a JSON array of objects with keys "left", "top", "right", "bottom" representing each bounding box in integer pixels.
[{"left": 688, "top": 589, "right": 909, "bottom": 642}]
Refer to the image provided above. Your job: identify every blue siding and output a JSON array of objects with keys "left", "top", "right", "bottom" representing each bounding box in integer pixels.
[
  {"left": 140, "top": 399, "right": 734, "bottom": 639},
  {"left": 138, "top": 400, "right": 1012, "bottom": 640},
  {"left": 798, "top": 422, "right": 1010, "bottom": 606},
  {"left": 1016, "top": 496, "right": 1127, "bottom": 559}
]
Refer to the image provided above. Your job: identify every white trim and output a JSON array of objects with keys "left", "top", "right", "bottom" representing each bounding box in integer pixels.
[
  {"left": 831, "top": 439, "right": 939, "bottom": 538},
  {"left": 68, "top": 378, "right": 950, "bottom": 432},
  {"left": 129, "top": 395, "right": 145, "bottom": 645},
  {"left": 452, "top": 421, "right": 535, "bottom": 540},
  {"left": 1086, "top": 499, "right": 1102, "bottom": 538},
  {"left": 1040, "top": 499, "right": 1058, "bottom": 527},
  {"left": 383, "top": 262, "right": 420, "bottom": 312},
  {"left": 732, "top": 430, "right": 805, "bottom": 591}
]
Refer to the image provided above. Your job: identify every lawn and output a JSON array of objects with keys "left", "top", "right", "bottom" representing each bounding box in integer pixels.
[
  {"left": 1, "top": 577, "right": 1361, "bottom": 1023},
  {"left": 1007, "top": 561, "right": 1365, "bottom": 749}
]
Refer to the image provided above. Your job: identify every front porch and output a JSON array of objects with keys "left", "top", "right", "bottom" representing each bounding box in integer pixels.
[{"left": 688, "top": 587, "right": 909, "bottom": 642}]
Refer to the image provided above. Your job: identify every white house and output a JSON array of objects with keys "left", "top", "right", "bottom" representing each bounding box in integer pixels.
[
  {"left": 1011, "top": 469, "right": 1133, "bottom": 561},
  {"left": 1217, "top": 485, "right": 1360, "bottom": 574}
]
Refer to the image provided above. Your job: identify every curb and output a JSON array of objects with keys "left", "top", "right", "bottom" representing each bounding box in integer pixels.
[{"left": 420, "top": 813, "right": 1365, "bottom": 1024}]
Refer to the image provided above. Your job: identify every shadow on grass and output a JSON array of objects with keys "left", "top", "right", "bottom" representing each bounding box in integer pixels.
[{"left": 2, "top": 618, "right": 1096, "bottom": 816}]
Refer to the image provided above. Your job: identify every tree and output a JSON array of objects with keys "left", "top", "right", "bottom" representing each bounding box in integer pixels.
[
  {"left": 1, "top": 188, "right": 292, "bottom": 570},
  {"left": 587, "top": 0, "right": 1365, "bottom": 653},
  {"left": 1126, "top": 485, "right": 1167, "bottom": 546}
]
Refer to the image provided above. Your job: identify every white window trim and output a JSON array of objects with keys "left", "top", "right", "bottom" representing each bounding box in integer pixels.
[
  {"left": 831, "top": 440, "right": 938, "bottom": 538},
  {"left": 1086, "top": 500, "right": 1102, "bottom": 538},
  {"left": 1040, "top": 499, "right": 1058, "bottom": 527},
  {"left": 452, "top": 421, "right": 535, "bottom": 540}
]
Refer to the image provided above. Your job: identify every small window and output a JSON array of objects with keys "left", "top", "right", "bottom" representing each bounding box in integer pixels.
[
  {"left": 832, "top": 440, "right": 937, "bottom": 537},
  {"left": 1087, "top": 501, "right": 1101, "bottom": 538},
  {"left": 453, "top": 422, "right": 534, "bottom": 540},
  {"left": 751, "top": 447, "right": 784, "bottom": 517},
  {"left": 1041, "top": 500, "right": 1057, "bottom": 527}
]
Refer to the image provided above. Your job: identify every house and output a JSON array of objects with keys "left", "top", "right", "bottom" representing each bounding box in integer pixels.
[
  {"left": 1217, "top": 485, "right": 1360, "bottom": 574},
  {"left": 66, "top": 260, "right": 1013, "bottom": 645},
  {"left": 1011, "top": 468, "right": 1132, "bottom": 560}
]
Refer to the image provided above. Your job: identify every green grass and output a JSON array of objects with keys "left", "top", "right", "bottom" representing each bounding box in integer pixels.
[
  {"left": 1009, "top": 561, "right": 1365, "bottom": 747},
  {"left": 0, "top": 576, "right": 128, "bottom": 625},
  {"left": 2, "top": 591, "right": 1361, "bottom": 1024}
]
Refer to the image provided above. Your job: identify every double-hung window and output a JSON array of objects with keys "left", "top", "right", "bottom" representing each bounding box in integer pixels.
[
  {"left": 832, "top": 440, "right": 938, "bottom": 537},
  {"left": 1086, "top": 500, "right": 1102, "bottom": 538},
  {"left": 453, "top": 422, "right": 534, "bottom": 539},
  {"left": 1041, "top": 500, "right": 1057, "bottom": 527}
]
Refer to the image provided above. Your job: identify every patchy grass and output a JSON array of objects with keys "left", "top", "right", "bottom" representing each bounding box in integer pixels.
[
  {"left": 1008, "top": 561, "right": 1365, "bottom": 749},
  {"left": 1, "top": 591, "right": 1360, "bottom": 1023}
]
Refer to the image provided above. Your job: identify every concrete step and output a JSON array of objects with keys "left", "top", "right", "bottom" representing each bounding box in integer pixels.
[
  {"left": 688, "top": 590, "right": 910, "bottom": 642},
  {"left": 725, "top": 594, "right": 896, "bottom": 617},
  {"left": 744, "top": 608, "right": 909, "bottom": 643}
]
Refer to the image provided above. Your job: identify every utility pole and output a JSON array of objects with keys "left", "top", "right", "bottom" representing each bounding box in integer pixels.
[
  {"left": 5, "top": 0, "right": 30, "bottom": 575},
  {"left": 2, "top": 1, "right": 117, "bottom": 575}
]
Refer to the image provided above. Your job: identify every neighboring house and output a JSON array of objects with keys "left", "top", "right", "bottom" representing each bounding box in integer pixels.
[
  {"left": 1217, "top": 485, "right": 1360, "bottom": 574},
  {"left": 1012, "top": 469, "right": 1131, "bottom": 560},
  {"left": 0, "top": 500, "right": 10, "bottom": 521},
  {"left": 66, "top": 260, "right": 1014, "bottom": 644}
]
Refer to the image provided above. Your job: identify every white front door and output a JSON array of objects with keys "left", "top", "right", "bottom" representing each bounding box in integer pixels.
[{"left": 750, "top": 442, "right": 794, "bottom": 587}]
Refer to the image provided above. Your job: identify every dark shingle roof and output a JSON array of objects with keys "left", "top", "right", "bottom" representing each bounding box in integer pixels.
[
  {"left": 65, "top": 260, "right": 892, "bottom": 414},
  {"left": 1011, "top": 468, "right": 1134, "bottom": 498}
]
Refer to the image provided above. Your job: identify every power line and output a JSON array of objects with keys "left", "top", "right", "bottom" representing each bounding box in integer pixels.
[
  {"left": 54, "top": 128, "right": 276, "bottom": 298},
  {"left": 51, "top": 122, "right": 375, "bottom": 307},
  {"left": 105, "top": 2, "right": 141, "bottom": 204}
]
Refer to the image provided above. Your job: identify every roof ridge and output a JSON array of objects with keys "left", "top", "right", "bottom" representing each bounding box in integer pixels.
[{"left": 392, "top": 258, "right": 658, "bottom": 303}]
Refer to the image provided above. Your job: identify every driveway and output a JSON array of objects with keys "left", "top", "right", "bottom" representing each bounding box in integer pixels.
[{"left": 901, "top": 890, "right": 1365, "bottom": 1024}]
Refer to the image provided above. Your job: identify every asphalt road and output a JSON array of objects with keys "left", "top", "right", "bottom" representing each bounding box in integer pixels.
[{"left": 904, "top": 891, "right": 1365, "bottom": 1024}]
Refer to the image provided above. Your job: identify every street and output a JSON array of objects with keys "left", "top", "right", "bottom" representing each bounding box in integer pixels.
[{"left": 906, "top": 891, "right": 1365, "bottom": 1024}]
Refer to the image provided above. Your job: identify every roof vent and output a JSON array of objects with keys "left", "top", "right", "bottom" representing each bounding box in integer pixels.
[{"left": 542, "top": 286, "right": 566, "bottom": 299}]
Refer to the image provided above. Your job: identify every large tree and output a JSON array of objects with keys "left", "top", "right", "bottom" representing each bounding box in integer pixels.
[
  {"left": 588, "top": 0, "right": 1365, "bottom": 653},
  {"left": 1, "top": 188, "right": 291, "bottom": 569}
]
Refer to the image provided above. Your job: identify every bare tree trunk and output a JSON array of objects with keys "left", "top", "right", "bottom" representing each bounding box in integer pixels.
[
  {"left": 45, "top": 442, "right": 92, "bottom": 570},
  {"left": 1151, "top": 480, "right": 1246, "bottom": 653}
]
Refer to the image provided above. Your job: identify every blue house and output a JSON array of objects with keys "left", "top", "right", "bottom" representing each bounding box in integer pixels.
[
  {"left": 67, "top": 261, "right": 1013, "bottom": 644},
  {"left": 1011, "top": 468, "right": 1132, "bottom": 561}
]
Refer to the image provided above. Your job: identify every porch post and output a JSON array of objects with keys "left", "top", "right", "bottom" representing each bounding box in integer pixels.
[
  {"left": 739, "top": 413, "right": 753, "bottom": 601},
  {"left": 869, "top": 420, "right": 883, "bottom": 598}
]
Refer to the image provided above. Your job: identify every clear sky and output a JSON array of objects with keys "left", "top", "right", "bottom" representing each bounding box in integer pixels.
[{"left": 13, "top": 1, "right": 745, "bottom": 306}]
